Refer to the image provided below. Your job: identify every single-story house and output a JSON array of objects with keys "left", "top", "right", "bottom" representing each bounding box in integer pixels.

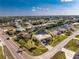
[
  {"left": 74, "top": 49, "right": 79, "bottom": 59},
  {"left": 17, "top": 32, "right": 29, "bottom": 37},
  {"left": 16, "top": 27, "right": 26, "bottom": 32},
  {"left": 34, "top": 34, "right": 51, "bottom": 45},
  {"left": 35, "top": 34, "right": 51, "bottom": 41},
  {"left": 15, "top": 19, "right": 22, "bottom": 23}
]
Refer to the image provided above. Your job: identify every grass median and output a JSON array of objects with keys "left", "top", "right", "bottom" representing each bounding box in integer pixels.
[
  {"left": 3, "top": 46, "right": 14, "bottom": 59},
  {"left": 0, "top": 46, "right": 5, "bottom": 59}
]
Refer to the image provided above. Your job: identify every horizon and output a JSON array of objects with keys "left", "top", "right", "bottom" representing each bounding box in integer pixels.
[{"left": 0, "top": 15, "right": 79, "bottom": 17}]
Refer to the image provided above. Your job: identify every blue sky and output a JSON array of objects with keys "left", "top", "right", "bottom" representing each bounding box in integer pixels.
[{"left": 0, "top": 0, "right": 79, "bottom": 16}]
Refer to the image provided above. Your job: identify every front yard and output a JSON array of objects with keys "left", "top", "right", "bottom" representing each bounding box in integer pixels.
[
  {"left": 75, "top": 35, "right": 79, "bottom": 38},
  {"left": 64, "top": 39, "right": 79, "bottom": 52},
  {"left": 48, "top": 35, "right": 67, "bottom": 47},
  {"left": 14, "top": 36, "right": 48, "bottom": 56},
  {"left": 51, "top": 51, "right": 66, "bottom": 59}
]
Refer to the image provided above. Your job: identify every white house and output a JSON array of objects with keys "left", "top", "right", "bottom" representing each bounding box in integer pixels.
[{"left": 35, "top": 34, "right": 51, "bottom": 41}]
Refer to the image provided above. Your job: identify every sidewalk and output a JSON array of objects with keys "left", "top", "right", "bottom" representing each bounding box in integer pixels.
[
  {"left": 62, "top": 48, "right": 75, "bottom": 59},
  {"left": 45, "top": 45, "right": 53, "bottom": 50}
]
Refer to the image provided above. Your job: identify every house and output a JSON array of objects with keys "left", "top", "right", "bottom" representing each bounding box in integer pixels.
[
  {"left": 35, "top": 34, "right": 51, "bottom": 41},
  {"left": 15, "top": 19, "right": 22, "bottom": 27},
  {"left": 16, "top": 27, "right": 26, "bottom": 33},
  {"left": 76, "top": 40, "right": 79, "bottom": 46},
  {"left": 52, "top": 30, "right": 62, "bottom": 35},
  {"left": 74, "top": 49, "right": 79, "bottom": 59},
  {"left": 34, "top": 33, "right": 51, "bottom": 45},
  {"left": 17, "top": 32, "right": 29, "bottom": 37},
  {"left": 73, "top": 23, "right": 79, "bottom": 27},
  {"left": 15, "top": 19, "right": 22, "bottom": 23}
]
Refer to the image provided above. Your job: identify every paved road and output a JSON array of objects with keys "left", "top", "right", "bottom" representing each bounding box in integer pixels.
[
  {"left": 62, "top": 48, "right": 75, "bottom": 59},
  {"left": 0, "top": 28, "right": 34, "bottom": 59},
  {"left": 34, "top": 30, "right": 79, "bottom": 59}
]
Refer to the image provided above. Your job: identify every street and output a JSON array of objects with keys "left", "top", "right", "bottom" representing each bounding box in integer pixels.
[{"left": 0, "top": 28, "right": 34, "bottom": 59}]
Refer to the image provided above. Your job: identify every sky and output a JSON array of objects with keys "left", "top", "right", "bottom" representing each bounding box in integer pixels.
[{"left": 0, "top": 0, "right": 79, "bottom": 16}]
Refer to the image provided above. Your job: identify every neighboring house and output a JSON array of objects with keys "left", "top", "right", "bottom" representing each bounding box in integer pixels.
[
  {"left": 17, "top": 31, "right": 32, "bottom": 39},
  {"left": 71, "top": 23, "right": 79, "bottom": 30},
  {"left": 16, "top": 27, "right": 26, "bottom": 32},
  {"left": 17, "top": 32, "right": 29, "bottom": 37},
  {"left": 74, "top": 49, "right": 79, "bottom": 59},
  {"left": 52, "top": 30, "right": 63, "bottom": 35},
  {"left": 15, "top": 19, "right": 22, "bottom": 23},
  {"left": 24, "top": 22, "right": 32, "bottom": 29},
  {"left": 73, "top": 23, "right": 79, "bottom": 25},
  {"left": 59, "top": 28, "right": 67, "bottom": 32},
  {"left": 74, "top": 40, "right": 79, "bottom": 59},
  {"left": 72, "top": 22, "right": 79, "bottom": 26},
  {"left": 15, "top": 19, "right": 22, "bottom": 27}
]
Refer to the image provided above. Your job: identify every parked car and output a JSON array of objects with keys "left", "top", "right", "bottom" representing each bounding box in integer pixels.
[{"left": 7, "top": 37, "right": 10, "bottom": 40}]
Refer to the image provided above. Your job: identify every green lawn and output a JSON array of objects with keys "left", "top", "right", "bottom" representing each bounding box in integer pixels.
[
  {"left": 15, "top": 38, "right": 48, "bottom": 56},
  {"left": 51, "top": 51, "right": 66, "bottom": 59},
  {"left": 23, "top": 40, "right": 48, "bottom": 56},
  {"left": 75, "top": 35, "right": 79, "bottom": 38},
  {"left": 10, "top": 30, "right": 48, "bottom": 56},
  {"left": 24, "top": 47, "right": 48, "bottom": 56},
  {"left": 64, "top": 39, "right": 79, "bottom": 52},
  {"left": 63, "top": 31, "right": 71, "bottom": 36},
  {"left": 0, "top": 47, "right": 5, "bottom": 59},
  {"left": 48, "top": 35, "right": 67, "bottom": 47},
  {"left": 3, "top": 46, "right": 14, "bottom": 59}
]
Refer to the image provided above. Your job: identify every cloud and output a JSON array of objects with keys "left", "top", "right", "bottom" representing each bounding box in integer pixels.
[
  {"left": 61, "top": 0, "right": 73, "bottom": 2},
  {"left": 32, "top": 7, "right": 42, "bottom": 12},
  {"left": 37, "top": 7, "right": 42, "bottom": 10},
  {"left": 32, "top": 7, "right": 36, "bottom": 12},
  {"left": 46, "top": 8, "right": 50, "bottom": 11},
  {"left": 32, "top": 7, "right": 52, "bottom": 13}
]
